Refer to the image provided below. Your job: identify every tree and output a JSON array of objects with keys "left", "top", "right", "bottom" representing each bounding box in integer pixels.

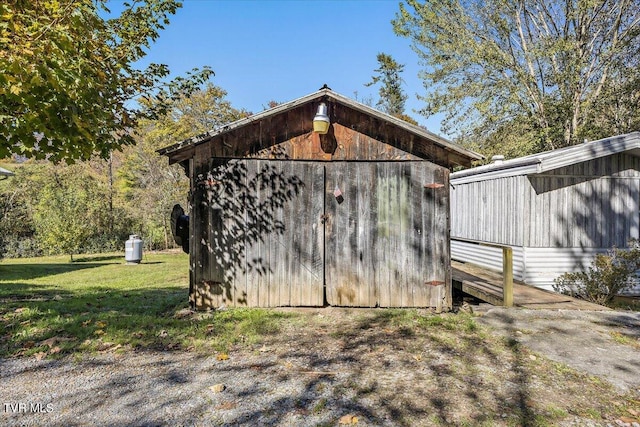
[
  {"left": 118, "top": 84, "right": 248, "bottom": 249},
  {"left": 32, "top": 165, "right": 111, "bottom": 261},
  {"left": 0, "top": 0, "right": 213, "bottom": 163},
  {"left": 365, "top": 53, "right": 416, "bottom": 123},
  {"left": 393, "top": 0, "right": 640, "bottom": 152},
  {"left": 0, "top": 167, "right": 40, "bottom": 258}
]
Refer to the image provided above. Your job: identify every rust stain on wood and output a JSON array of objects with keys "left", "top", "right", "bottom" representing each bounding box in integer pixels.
[
  {"left": 426, "top": 280, "right": 445, "bottom": 286},
  {"left": 424, "top": 183, "right": 444, "bottom": 189}
]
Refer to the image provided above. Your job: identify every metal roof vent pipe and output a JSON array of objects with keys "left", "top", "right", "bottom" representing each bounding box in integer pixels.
[{"left": 491, "top": 155, "right": 505, "bottom": 165}]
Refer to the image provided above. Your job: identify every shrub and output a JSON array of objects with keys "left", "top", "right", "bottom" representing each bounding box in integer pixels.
[
  {"left": 553, "top": 241, "right": 640, "bottom": 305},
  {"left": 1, "top": 236, "right": 43, "bottom": 258}
]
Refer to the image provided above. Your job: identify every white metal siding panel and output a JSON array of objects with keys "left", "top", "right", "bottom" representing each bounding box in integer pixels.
[
  {"left": 527, "top": 158, "right": 640, "bottom": 249},
  {"left": 523, "top": 247, "right": 640, "bottom": 295},
  {"left": 452, "top": 244, "right": 640, "bottom": 296},
  {"left": 540, "top": 133, "right": 640, "bottom": 173},
  {"left": 451, "top": 240, "right": 525, "bottom": 281},
  {"left": 450, "top": 132, "right": 640, "bottom": 182},
  {"left": 451, "top": 150, "right": 640, "bottom": 297},
  {"left": 451, "top": 177, "right": 527, "bottom": 246}
]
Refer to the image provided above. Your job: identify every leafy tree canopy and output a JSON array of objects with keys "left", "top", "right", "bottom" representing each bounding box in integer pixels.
[
  {"left": 394, "top": 0, "right": 640, "bottom": 154},
  {"left": 117, "top": 84, "right": 248, "bottom": 248},
  {"left": 0, "top": 0, "right": 213, "bottom": 163},
  {"left": 31, "top": 164, "right": 111, "bottom": 261}
]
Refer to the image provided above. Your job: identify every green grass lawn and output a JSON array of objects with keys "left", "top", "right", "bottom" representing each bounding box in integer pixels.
[{"left": 0, "top": 252, "right": 294, "bottom": 358}]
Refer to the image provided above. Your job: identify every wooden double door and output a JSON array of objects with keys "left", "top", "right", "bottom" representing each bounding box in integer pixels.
[{"left": 194, "top": 159, "right": 449, "bottom": 309}]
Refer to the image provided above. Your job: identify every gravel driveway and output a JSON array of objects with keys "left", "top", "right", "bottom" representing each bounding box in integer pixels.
[
  {"left": 477, "top": 307, "right": 640, "bottom": 392},
  {"left": 1, "top": 307, "right": 639, "bottom": 427}
]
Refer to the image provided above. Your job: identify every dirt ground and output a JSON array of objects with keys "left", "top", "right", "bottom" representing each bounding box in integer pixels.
[
  {"left": 475, "top": 306, "right": 640, "bottom": 393},
  {"left": 1, "top": 305, "right": 639, "bottom": 426}
]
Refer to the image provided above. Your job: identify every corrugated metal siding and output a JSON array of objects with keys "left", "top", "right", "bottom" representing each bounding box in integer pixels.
[
  {"left": 450, "top": 132, "right": 640, "bottom": 183},
  {"left": 451, "top": 176, "right": 528, "bottom": 246},
  {"left": 452, "top": 152, "right": 640, "bottom": 296},
  {"left": 451, "top": 240, "right": 525, "bottom": 281},
  {"left": 540, "top": 133, "right": 640, "bottom": 173},
  {"left": 452, "top": 244, "right": 640, "bottom": 296},
  {"left": 527, "top": 154, "right": 640, "bottom": 248},
  {"left": 453, "top": 154, "right": 640, "bottom": 249},
  {"left": 523, "top": 247, "right": 606, "bottom": 291},
  {"left": 523, "top": 247, "right": 640, "bottom": 295}
]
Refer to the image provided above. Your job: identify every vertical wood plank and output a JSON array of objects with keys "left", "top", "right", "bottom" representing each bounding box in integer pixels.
[
  {"left": 376, "top": 163, "right": 391, "bottom": 307},
  {"left": 192, "top": 176, "right": 210, "bottom": 309},
  {"left": 410, "top": 162, "right": 428, "bottom": 306},
  {"left": 356, "top": 163, "right": 377, "bottom": 307},
  {"left": 343, "top": 163, "right": 361, "bottom": 306},
  {"left": 233, "top": 159, "right": 248, "bottom": 306},
  {"left": 268, "top": 161, "right": 285, "bottom": 307},
  {"left": 289, "top": 162, "right": 307, "bottom": 306},
  {"left": 257, "top": 160, "right": 272, "bottom": 307},
  {"left": 434, "top": 165, "right": 451, "bottom": 309},
  {"left": 325, "top": 162, "right": 366, "bottom": 307},
  {"left": 278, "top": 162, "right": 300, "bottom": 306},
  {"left": 324, "top": 163, "right": 334, "bottom": 305},
  {"left": 324, "top": 163, "right": 340, "bottom": 305},
  {"left": 217, "top": 159, "right": 238, "bottom": 307},
  {"left": 422, "top": 163, "right": 436, "bottom": 308},
  {"left": 442, "top": 167, "right": 452, "bottom": 310},
  {"left": 244, "top": 160, "right": 261, "bottom": 307},
  {"left": 307, "top": 163, "right": 325, "bottom": 306},
  {"left": 387, "top": 163, "right": 408, "bottom": 307},
  {"left": 503, "top": 247, "right": 514, "bottom": 307},
  {"left": 400, "top": 163, "right": 413, "bottom": 307}
]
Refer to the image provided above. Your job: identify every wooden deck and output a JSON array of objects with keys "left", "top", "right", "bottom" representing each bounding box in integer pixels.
[{"left": 452, "top": 261, "right": 611, "bottom": 311}]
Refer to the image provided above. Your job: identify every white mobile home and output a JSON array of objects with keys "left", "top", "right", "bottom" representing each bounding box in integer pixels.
[{"left": 451, "top": 132, "right": 640, "bottom": 294}]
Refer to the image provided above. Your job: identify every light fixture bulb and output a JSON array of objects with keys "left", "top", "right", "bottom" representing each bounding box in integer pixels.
[{"left": 313, "top": 102, "right": 330, "bottom": 134}]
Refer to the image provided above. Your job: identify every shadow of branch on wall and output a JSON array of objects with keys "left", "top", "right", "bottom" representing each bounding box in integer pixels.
[
  {"left": 193, "top": 152, "right": 305, "bottom": 308},
  {"left": 526, "top": 153, "right": 640, "bottom": 292}
]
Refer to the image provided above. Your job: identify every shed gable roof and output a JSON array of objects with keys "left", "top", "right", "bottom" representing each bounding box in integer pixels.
[
  {"left": 158, "top": 88, "right": 482, "bottom": 168},
  {"left": 451, "top": 132, "right": 640, "bottom": 184}
]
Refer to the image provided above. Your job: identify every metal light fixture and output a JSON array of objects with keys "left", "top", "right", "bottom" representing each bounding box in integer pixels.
[{"left": 313, "top": 102, "right": 330, "bottom": 134}]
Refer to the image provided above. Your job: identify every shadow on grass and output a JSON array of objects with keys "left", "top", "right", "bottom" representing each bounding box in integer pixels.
[
  {"left": 183, "top": 309, "right": 559, "bottom": 426},
  {"left": 208, "top": 308, "right": 632, "bottom": 426},
  {"left": 72, "top": 254, "right": 125, "bottom": 263},
  {"left": 0, "top": 259, "right": 628, "bottom": 427},
  {"left": 0, "top": 263, "right": 114, "bottom": 281},
  {"left": 1, "top": 305, "right": 629, "bottom": 426},
  {"left": 0, "top": 279, "right": 292, "bottom": 360}
]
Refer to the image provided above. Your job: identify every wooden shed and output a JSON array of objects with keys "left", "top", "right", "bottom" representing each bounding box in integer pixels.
[
  {"left": 451, "top": 132, "right": 640, "bottom": 295},
  {"left": 159, "top": 88, "right": 481, "bottom": 310}
]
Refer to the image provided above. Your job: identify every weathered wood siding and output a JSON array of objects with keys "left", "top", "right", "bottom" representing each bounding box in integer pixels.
[
  {"left": 191, "top": 158, "right": 450, "bottom": 309},
  {"left": 452, "top": 153, "right": 640, "bottom": 249},
  {"left": 191, "top": 159, "right": 325, "bottom": 308},
  {"left": 324, "top": 161, "right": 450, "bottom": 309},
  {"left": 194, "top": 124, "right": 423, "bottom": 162}
]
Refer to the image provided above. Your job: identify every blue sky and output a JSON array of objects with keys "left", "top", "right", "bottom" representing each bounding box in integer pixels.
[{"left": 121, "top": 0, "right": 444, "bottom": 134}]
